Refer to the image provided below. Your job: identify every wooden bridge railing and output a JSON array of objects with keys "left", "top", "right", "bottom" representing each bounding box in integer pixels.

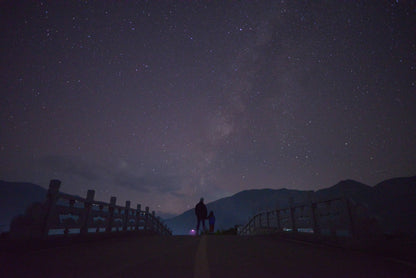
[
  {"left": 238, "top": 196, "right": 356, "bottom": 238},
  {"left": 10, "top": 179, "right": 172, "bottom": 239}
]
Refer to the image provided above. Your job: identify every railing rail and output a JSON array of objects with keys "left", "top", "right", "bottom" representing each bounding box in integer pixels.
[
  {"left": 239, "top": 196, "right": 356, "bottom": 238},
  {"left": 10, "top": 179, "right": 172, "bottom": 238}
]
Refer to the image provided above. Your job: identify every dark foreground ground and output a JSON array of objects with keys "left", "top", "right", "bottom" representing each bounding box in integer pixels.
[{"left": 1, "top": 234, "right": 416, "bottom": 278}]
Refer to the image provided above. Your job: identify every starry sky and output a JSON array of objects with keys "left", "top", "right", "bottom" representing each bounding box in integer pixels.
[{"left": 1, "top": 0, "right": 415, "bottom": 218}]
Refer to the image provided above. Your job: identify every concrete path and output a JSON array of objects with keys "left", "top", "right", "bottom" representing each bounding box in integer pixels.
[{"left": 1, "top": 235, "right": 416, "bottom": 277}]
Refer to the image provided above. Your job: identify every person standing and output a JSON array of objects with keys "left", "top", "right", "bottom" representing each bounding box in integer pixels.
[
  {"left": 195, "top": 198, "right": 207, "bottom": 235},
  {"left": 208, "top": 211, "right": 216, "bottom": 233}
]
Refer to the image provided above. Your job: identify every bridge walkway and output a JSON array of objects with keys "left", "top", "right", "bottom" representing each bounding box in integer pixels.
[{"left": 1, "top": 235, "right": 416, "bottom": 277}]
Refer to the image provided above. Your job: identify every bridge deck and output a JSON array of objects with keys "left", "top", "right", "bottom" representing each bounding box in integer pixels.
[{"left": 1, "top": 235, "right": 416, "bottom": 277}]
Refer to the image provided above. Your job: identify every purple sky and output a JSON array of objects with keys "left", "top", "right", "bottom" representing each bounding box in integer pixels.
[{"left": 1, "top": 1, "right": 415, "bottom": 218}]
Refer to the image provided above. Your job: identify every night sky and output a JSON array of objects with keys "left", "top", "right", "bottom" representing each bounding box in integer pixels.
[{"left": 1, "top": 1, "right": 415, "bottom": 218}]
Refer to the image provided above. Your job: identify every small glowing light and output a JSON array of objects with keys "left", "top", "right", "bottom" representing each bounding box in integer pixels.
[{"left": 189, "top": 229, "right": 196, "bottom": 236}]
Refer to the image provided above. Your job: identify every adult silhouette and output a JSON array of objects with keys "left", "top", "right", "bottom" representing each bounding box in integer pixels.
[{"left": 195, "top": 198, "right": 207, "bottom": 235}]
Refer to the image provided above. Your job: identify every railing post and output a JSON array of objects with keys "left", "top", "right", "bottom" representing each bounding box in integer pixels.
[
  {"left": 311, "top": 202, "right": 320, "bottom": 235},
  {"left": 308, "top": 193, "right": 320, "bottom": 235},
  {"left": 157, "top": 216, "right": 162, "bottom": 234},
  {"left": 258, "top": 213, "right": 262, "bottom": 228},
  {"left": 106, "top": 197, "right": 116, "bottom": 232},
  {"left": 42, "top": 179, "right": 61, "bottom": 238},
  {"left": 152, "top": 211, "right": 156, "bottom": 232},
  {"left": 327, "top": 201, "right": 336, "bottom": 237},
  {"left": 123, "top": 201, "right": 130, "bottom": 232},
  {"left": 276, "top": 209, "right": 281, "bottom": 232},
  {"left": 344, "top": 197, "right": 355, "bottom": 238},
  {"left": 145, "top": 207, "right": 150, "bottom": 231},
  {"left": 266, "top": 211, "right": 270, "bottom": 228},
  {"left": 136, "top": 204, "right": 141, "bottom": 231},
  {"left": 115, "top": 208, "right": 120, "bottom": 232},
  {"left": 80, "top": 190, "right": 95, "bottom": 235},
  {"left": 289, "top": 197, "right": 296, "bottom": 232},
  {"left": 250, "top": 217, "right": 253, "bottom": 232}
]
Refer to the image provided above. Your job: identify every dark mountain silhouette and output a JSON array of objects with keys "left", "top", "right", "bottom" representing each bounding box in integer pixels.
[
  {"left": 166, "top": 189, "right": 311, "bottom": 235},
  {"left": 0, "top": 181, "right": 47, "bottom": 233},
  {"left": 314, "top": 179, "right": 373, "bottom": 200},
  {"left": 166, "top": 176, "right": 416, "bottom": 235}
]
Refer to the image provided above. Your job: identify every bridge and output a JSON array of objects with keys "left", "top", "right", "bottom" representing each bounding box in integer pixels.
[{"left": 2, "top": 180, "right": 416, "bottom": 277}]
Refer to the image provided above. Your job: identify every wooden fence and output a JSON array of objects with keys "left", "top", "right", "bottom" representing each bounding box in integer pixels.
[
  {"left": 238, "top": 196, "right": 356, "bottom": 238},
  {"left": 10, "top": 179, "right": 172, "bottom": 239}
]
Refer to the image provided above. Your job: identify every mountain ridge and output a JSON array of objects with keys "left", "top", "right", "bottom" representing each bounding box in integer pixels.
[{"left": 166, "top": 176, "right": 416, "bottom": 235}]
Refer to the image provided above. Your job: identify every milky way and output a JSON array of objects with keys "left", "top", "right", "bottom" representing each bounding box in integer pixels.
[{"left": 1, "top": 1, "right": 415, "bottom": 217}]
